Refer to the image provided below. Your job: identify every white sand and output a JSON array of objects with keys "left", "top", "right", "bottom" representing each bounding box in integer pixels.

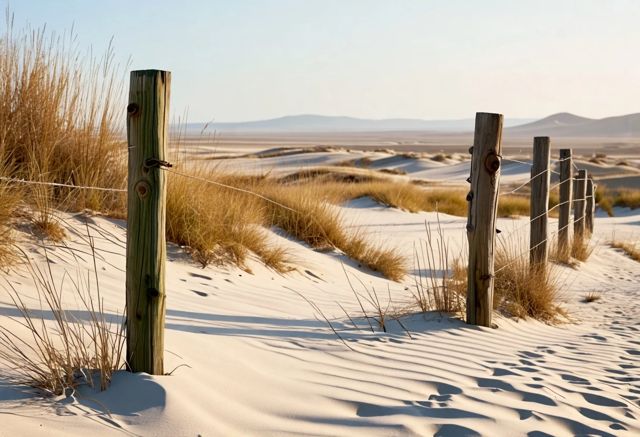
[{"left": 1, "top": 152, "right": 639, "bottom": 436}]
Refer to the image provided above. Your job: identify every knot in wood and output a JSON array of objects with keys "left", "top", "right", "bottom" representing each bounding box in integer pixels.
[
  {"left": 484, "top": 152, "right": 501, "bottom": 174},
  {"left": 127, "top": 103, "right": 139, "bottom": 116},
  {"left": 135, "top": 181, "right": 151, "bottom": 199},
  {"left": 466, "top": 191, "right": 474, "bottom": 202}
]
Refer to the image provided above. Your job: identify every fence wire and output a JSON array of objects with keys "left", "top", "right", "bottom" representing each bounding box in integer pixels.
[
  {"left": 494, "top": 211, "right": 589, "bottom": 275},
  {"left": 0, "top": 176, "right": 126, "bottom": 193}
]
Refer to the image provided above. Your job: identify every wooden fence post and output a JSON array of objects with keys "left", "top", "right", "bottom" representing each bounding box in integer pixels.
[
  {"left": 530, "top": 137, "right": 550, "bottom": 269},
  {"left": 466, "top": 112, "right": 503, "bottom": 327},
  {"left": 126, "top": 70, "right": 171, "bottom": 374},
  {"left": 557, "top": 149, "right": 573, "bottom": 259},
  {"left": 586, "top": 177, "right": 595, "bottom": 234},
  {"left": 573, "top": 169, "right": 587, "bottom": 243}
]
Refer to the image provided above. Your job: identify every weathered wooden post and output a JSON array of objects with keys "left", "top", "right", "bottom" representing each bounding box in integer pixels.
[
  {"left": 586, "top": 177, "right": 595, "bottom": 234},
  {"left": 126, "top": 70, "right": 171, "bottom": 374},
  {"left": 557, "top": 149, "right": 573, "bottom": 259},
  {"left": 466, "top": 112, "right": 503, "bottom": 327},
  {"left": 573, "top": 169, "right": 587, "bottom": 242},
  {"left": 530, "top": 137, "right": 550, "bottom": 269}
]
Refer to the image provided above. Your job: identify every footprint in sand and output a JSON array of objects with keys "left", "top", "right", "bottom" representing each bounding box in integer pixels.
[
  {"left": 493, "top": 367, "right": 518, "bottom": 377},
  {"left": 582, "top": 392, "right": 627, "bottom": 408},
  {"left": 434, "top": 424, "right": 480, "bottom": 437},
  {"left": 189, "top": 272, "right": 213, "bottom": 281},
  {"left": 583, "top": 333, "right": 608, "bottom": 342},
  {"left": 476, "top": 378, "right": 557, "bottom": 406},
  {"left": 304, "top": 269, "right": 325, "bottom": 282},
  {"left": 578, "top": 407, "right": 626, "bottom": 431},
  {"left": 561, "top": 374, "right": 590, "bottom": 385}
]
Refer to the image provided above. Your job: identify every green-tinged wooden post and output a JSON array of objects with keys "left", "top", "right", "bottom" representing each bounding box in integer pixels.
[
  {"left": 126, "top": 70, "right": 171, "bottom": 374},
  {"left": 573, "top": 169, "right": 587, "bottom": 242},
  {"left": 466, "top": 112, "right": 503, "bottom": 327},
  {"left": 529, "top": 137, "right": 550, "bottom": 269},
  {"left": 557, "top": 149, "right": 573, "bottom": 260}
]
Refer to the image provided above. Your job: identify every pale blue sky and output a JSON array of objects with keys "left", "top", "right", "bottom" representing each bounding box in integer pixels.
[{"left": 3, "top": 0, "right": 639, "bottom": 121}]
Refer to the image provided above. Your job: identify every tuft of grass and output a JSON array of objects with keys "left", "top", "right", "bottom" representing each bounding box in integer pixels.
[
  {"left": 583, "top": 291, "right": 602, "bottom": 303},
  {"left": 611, "top": 240, "right": 640, "bottom": 262},
  {"left": 430, "top": 153, "right": 451, "bottom": 162},
  {"left": 571, "top": 235, "right": 594, "bottom": 262},
  {"left": 493, "top": 237, "right": 564, "bottom": 322},
  {"left": 378, "top": 168, "right": 407, "bottom": 175},
  {"left": 412, "top": 219, "right": 465, "bottom": 314},
  {"left": 0, "top": 243, "right": 125, "bottom": 395}
]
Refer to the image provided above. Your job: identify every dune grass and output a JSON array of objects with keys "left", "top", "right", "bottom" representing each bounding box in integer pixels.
[
  {"left": 164, "top": 164, "right": 407, "bottom": 279},
  {"left": 493, "top": 236, "right": 564, "bottom": 322},
  {"left": 583, "top": 291, "right": 602, "bottom": 303},
  {"left": 262, "top": 182, "right": 407, "bottom": 280},
  {"left": 571, "top": 234, "right": 594, "bottom": 262},
  {"left": 0, "top": 244, "right": 125, "bottom": 395},
  {"left": 412, "top": 221, "right": 466, "bottom": 314},
  {"left": 596, "top": 187, "right": 640, "bottom": 216},
  {"left": 611, "top": 240, "right": 640, "bottom": 262},
  {"left": 0, "top": 14, "right": 127, "bottom": 237},
  {"left": 451, "top": 235, "right": 564, "bottom": 322}
]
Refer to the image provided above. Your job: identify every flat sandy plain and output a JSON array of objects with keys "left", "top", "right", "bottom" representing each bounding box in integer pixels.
[
  {"left": 185, "top": 131, "right": 640, "bottom": 155},
  {"left": 182, "top": 131, "right": 640, "bottom": 190}
]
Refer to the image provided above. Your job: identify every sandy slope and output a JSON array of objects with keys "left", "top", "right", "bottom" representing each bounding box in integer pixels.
[{"left": 0, "top": 195, "right": 639, "bottom": 436}]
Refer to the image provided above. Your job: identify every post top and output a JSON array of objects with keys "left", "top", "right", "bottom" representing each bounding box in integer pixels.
[
  {"left": 130, "top": 69, "right": 171, "bottom": 76},
  {"left": 475, "top": 112, "right": 503, "bottom": 117}
]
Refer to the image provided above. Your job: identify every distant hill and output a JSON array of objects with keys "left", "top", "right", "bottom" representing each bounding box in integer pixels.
[
  {"left": 183, "top": 114, "right": 534, "bottom": 134},
  {"left": 506, "top": 112, "right": 640, "bottom": 137},
  {"left": 180, "top": 112, "right": 640, "bottom": 137}
]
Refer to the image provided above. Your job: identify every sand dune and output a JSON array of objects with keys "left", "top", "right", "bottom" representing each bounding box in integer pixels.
[{"left": 1, "top": 202, "right": 639, "bottom": 435}]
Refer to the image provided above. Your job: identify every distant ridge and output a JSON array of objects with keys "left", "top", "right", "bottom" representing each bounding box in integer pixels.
[
  {"left": 181, "top": 112, "right": 640, "bottom": 137},
  {"left": 506, "top": 112, "right": 640, "bottom": 137},
  {"left": 183, "top": 114, "right": 534, "bottom": 134}
]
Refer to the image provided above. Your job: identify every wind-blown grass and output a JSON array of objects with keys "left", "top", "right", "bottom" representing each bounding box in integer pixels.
[
  {"left": 611, "top": 239, "right": 640, "bottom": 262},
  {"left": 0, "top": 13, "right": 127, "bottom": 235},
  {"left": 0, "top": 243, "right": 125, "bottom": 395}
]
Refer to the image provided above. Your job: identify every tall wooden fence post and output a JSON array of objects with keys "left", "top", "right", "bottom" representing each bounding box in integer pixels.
[
  {"left": 586, "top": 178, "right": 595, "bottom": 234},
  {"left": 530, "top": 137, "right": 550, "bottom": 269},
  {"left": 466, "top": 112, "right": 503, "bottom": 327},
  {"left": 573, "top": 169, "right": 588, "bottom": 244},
  {"left": 126, "top": 69, "right": 171, "bottom": 374},
  {"left": 557, "top": 149, "right": 573, "bottom": 259}
]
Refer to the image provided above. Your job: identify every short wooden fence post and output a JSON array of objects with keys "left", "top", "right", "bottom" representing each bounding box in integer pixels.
[
  {"left": 557, "top": 149, "right": 573, "bottom": 259},
  {"left": 573, "top": 169, "right": 587, "bottom": 244},
  {"left": 466, "top": 112, "right": 503, "bottom": 327},
  {"left": 126, "top": 69, "right": 171, "bottom": 374},
  {"left": 530, "top": 137, "right": 550, "bottom": 269}
]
